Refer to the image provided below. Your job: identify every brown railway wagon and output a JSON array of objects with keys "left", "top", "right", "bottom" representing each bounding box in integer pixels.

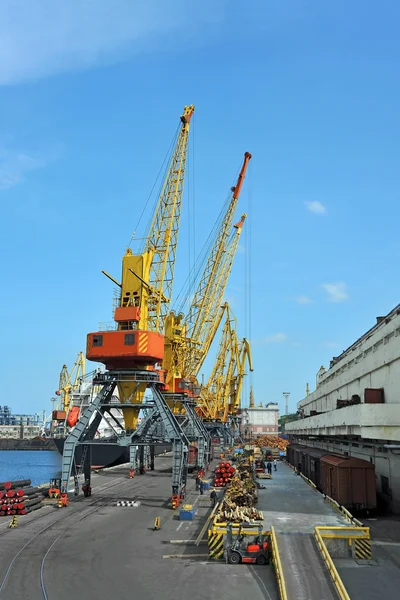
[
  {"left": 299, "top": 447, "right": 331, "bottom": 488},
  {"left": 320, "top": 455, "right": 376, "bottom": 511},
  {"left": 286, "top": 444, "right": 305, "bottom": 470}
]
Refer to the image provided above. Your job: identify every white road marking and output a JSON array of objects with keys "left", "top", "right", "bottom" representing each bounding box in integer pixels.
[
  {"left": 249, "top": 566, "right": 273, "bottom": 600},
  {"left": 176, "top": 522, "right": 184, "bottom": 531}
]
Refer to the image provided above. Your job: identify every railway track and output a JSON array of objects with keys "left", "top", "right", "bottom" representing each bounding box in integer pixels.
[{"left": 0, "top": 472, "right": 159, "bottom": 598}]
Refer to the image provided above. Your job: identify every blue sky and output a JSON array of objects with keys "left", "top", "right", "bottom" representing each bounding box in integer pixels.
[{"left": 1, "top": 0, "right": 400, "bottom": 417}]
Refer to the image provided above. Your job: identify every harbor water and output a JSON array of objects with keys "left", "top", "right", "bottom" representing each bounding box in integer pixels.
[{"left": 0, "top": 451, "right": 62, "bottom": 486}]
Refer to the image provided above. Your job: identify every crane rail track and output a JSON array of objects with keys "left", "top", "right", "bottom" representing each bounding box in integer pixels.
[{"left": 0, "top": 473, "right": 155, "bottom": 598}]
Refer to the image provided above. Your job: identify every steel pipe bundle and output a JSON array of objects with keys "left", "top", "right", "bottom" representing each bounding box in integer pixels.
[
  {"left": 0, "top": 479, "right": 31, "bottom": 490},
  {"left": 0, "top": 480, "right": 45, "bottom": 517},
  {"left": 213, "top": 461, "right": 235, "bottom": 488}
]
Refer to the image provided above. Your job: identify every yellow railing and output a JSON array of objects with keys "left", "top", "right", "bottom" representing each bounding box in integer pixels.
[
  {"left": 271, "top": 526, "right": 288, "bottom": 600},
  {"left": 316, "top": 525, "right": 370, "bottom": 539},
  {"left": 314, "top": 528, "right": 350, "bottom": 600}
]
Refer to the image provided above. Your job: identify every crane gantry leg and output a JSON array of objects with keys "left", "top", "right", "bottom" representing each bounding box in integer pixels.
[
  {"left": 61, "top": 370, "right": 189, "bottom": 507},
  {"left": 163, "top": 394, "right": 210, "bottom": 473}
]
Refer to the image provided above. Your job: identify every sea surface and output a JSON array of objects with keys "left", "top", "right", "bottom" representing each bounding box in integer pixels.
[{"left": 0, "top": 451, "right": 62, "bottom": 486}]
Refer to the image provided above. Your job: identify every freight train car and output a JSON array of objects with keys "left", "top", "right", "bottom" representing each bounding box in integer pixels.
[
  {"left": 286, "top": 445, "right": 377, "bottom": 512},
  {"left": 286, "top": 444, "right": 304, "bottom": 469},
  {"left": 320, "top": 455, "right": 376, "bottom": 512},
  {"left": 302, "top": 447, "right": 331, "bottom": 488}
]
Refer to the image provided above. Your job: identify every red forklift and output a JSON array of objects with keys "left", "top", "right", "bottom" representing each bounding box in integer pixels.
[
  {"left": 226, "top": 523, "right": 270, "bottom": 565},
  {"left": 254, "top": 459, "right": 265, "bottom": 475}
]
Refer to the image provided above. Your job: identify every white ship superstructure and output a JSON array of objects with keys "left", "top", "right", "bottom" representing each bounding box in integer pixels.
[{"left": 286, "top": 302, "right": 400, "bottom": 513}]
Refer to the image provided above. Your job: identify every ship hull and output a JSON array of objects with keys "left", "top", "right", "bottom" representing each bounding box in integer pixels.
[{"left": 53, "top": 438, "right": 171, "bottom": 469}]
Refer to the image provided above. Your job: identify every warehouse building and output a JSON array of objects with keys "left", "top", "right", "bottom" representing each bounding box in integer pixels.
[{"left": 286, "top": 303, "right": 400, "bottom": 514}]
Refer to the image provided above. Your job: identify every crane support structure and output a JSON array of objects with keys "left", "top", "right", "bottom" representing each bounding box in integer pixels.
[{"left": 62, "top": 106, "right": 195, "bottom": 508}]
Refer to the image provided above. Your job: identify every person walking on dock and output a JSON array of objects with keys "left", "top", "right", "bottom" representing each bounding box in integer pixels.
[
  {"left": 297, "top": 462, "right": 302, "bottom": 476},
  {"left": 273, "top": 459, "right": 277, "bottom": 472},
  {"left": 210, "top": 489, "right": 217, "bottom": 507},
  {"left": 195, "top": 475, "right": 200, "bottom": 491},
  {"left": 267, "top": 461, "right": 272, "bottom": 475},
  {"left": 199, "top": 480, "right": 204, "bottom": 495}
]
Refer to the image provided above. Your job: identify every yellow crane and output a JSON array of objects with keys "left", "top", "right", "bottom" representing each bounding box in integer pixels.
[
  {"left": 163, "top": 152, "right": 251, "bottom": 396},
  {"left": 228, "top": 335, "right": 253, "bottom": 416},
  {"left": 87, "top": 105, "right": 194, "bottom": 430},
  {"left": 196, "top": 303, "right": 253, "bottom": 422},
  {"left": 55, "top": 352, "right": 86, "bottom": 414}
]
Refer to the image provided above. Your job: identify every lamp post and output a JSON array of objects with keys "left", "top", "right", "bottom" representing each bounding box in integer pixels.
[{"left": 283, "top": 392, "right": 290, "bottom": 416}]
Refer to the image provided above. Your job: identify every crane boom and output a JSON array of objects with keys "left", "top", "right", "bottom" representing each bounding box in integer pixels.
[
  {"left": 190, "top": 212, "right": 246, "bottom": 377},
  {"left": 163, "top": 153, "right": 250, "bottom": 392},
  {"left": 145, "top": 105, "right": 194, "bottom": 332},
  {"left": 185, "top": 153, "right": 251, "bottom": 351}
]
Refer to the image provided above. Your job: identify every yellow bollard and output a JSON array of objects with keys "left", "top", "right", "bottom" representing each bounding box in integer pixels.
[
  {"left": 8, "top": 516, "right": 18, "bottom": 528},
  {"left": 154, "top": 517, "right": 161, "bottom": 530}
]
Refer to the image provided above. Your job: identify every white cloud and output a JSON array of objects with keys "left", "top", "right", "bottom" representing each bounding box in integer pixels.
[
  {"left": 264, "top": 333, "right": 288, "bottom": 344},
  {"left": 0, "top": 149, "right": 46, "bottom": 190},
  {"left": 305, "top": 201, "right": 327, "bottom": 215},
  {"left": 296, "top": 295, "right": 314, "bottom": 305},
  {"left": 0, "top": 1, "right": 224, "bottom": 85},
  {"left": 322, "top": 282, "right": 349, "bottom": 303}
]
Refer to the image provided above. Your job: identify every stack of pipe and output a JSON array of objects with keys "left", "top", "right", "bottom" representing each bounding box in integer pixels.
[
  {"left": 0, "top": 480, "right": 45, "bottom": 517},
  {"left": 213, "top": 461, "right": 235, "bottom": 488}
]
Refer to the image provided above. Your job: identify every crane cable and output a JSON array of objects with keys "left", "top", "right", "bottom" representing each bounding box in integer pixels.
[
  {"left": 244, "top": 160, "right": 253, "bottom": 408},
  {"left": 172, "top": 158, "right": 245, "bottom": 313},
  {"left": 126, "top": 123, "right": 181, "bottom": 251}
]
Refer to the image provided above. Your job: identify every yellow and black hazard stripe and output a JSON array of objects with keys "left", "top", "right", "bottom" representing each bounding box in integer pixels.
[
  {"left": 355, "top": 538, "right": 372, "bottom": 559},
  {"left": 208, "top": 531, "right": 224, "bottom": 560}
]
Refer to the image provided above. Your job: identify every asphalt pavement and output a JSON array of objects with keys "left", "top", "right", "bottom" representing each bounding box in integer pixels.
[{"left": 0, "top": 456, "right": 279, "bottom": 600}]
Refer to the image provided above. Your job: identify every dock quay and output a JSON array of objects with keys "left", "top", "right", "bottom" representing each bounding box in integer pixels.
[{"left": 1, "top": 454, "right": 399, "bottom": 600}]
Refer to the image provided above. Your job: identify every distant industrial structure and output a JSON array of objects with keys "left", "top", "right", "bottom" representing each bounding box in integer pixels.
[
  {"left": 240, "top": 402, "right": 279, "bottom": 437},
  {"left": 286, "top": 302, "right": 400, "bottom": 514},
  {"left": 0, "top": 406, "right": 43, "bottom": 439}
]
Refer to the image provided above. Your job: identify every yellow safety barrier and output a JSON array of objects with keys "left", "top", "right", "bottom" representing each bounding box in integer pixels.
[
  {"left": 340, "top": 505, "right": 363, "bottom": 527},
  {"left": 196, "top": 501, "right": 220, "bottom": 546},
  {"left": 299, "top": 472, "right": 317, "bottom": 490},
  {"left": 316, "top": 526, "right": 370, "bottom": 539},
  {"left": 270, "top": 526, "right": 288, "bottom": 600},
  {"left": 314, "top": 528, "right": 350, "bottom": 600},
  {"left": 323, "top": 494, "right": 364, "bottom": 526},
  {"left": 208, "top": 530, "right": 224, "bottom": 560},
  {"left": 354, "top": 538, "right": 372, "bottom": 560},
  {"left": 316, "top": 526, "right": 372, "bottom": 561}
]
